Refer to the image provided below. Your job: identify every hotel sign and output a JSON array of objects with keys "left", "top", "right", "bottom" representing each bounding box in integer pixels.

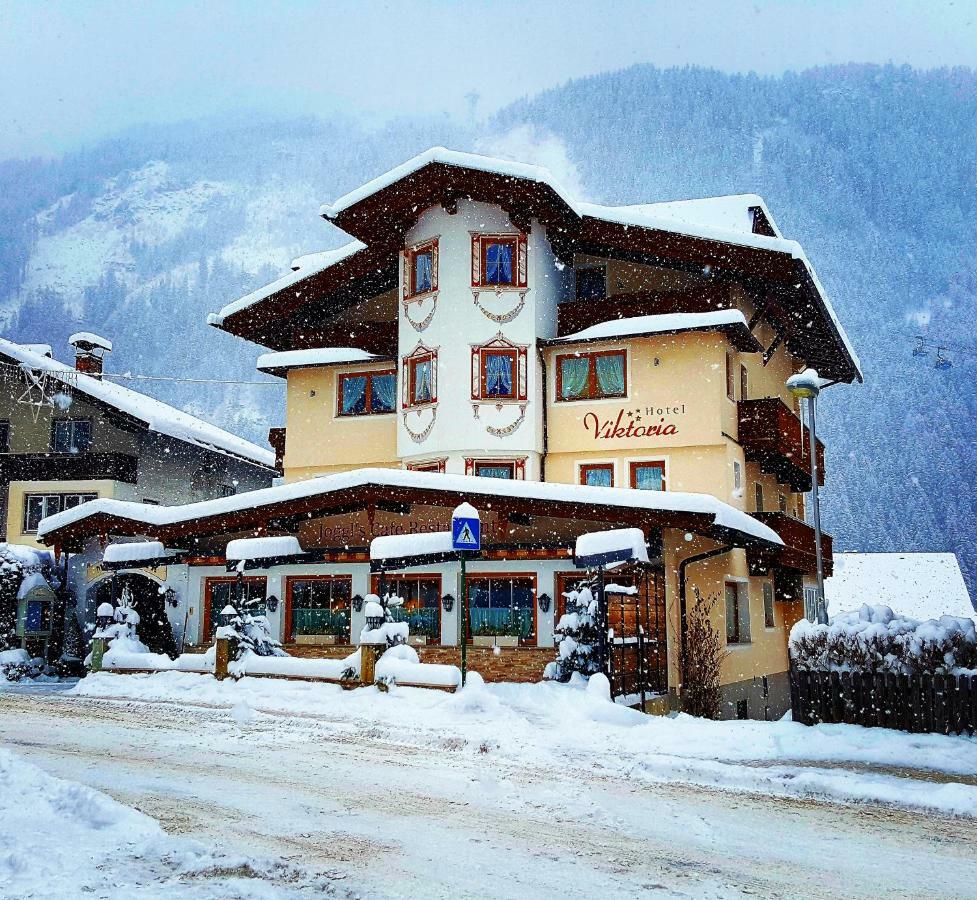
[{"left": 583, "top": 405, "right": 685, "bottom": 441}]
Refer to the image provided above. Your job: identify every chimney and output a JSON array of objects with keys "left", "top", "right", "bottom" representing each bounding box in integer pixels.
[{"left": 68, "top": 332, "right": 112, "bottom": 379}]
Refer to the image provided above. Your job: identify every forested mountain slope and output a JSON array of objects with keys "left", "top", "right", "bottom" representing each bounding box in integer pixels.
[{"left": 1, "top": 64, "right": 974, "bottom": 597}]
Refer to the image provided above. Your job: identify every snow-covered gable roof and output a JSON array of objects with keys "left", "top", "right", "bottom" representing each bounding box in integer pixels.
[
  {"left": 0, "top": 338, "right": 274, "bottom": 469},
  {"left": 37, "top": 466, "right": 782, "bottom": 549},
  {"left": 826, "top": 553, "right": 975, "bottom": 621},
  {"left": 256, "top": 347, "right": 392, "bottom": 378},
  {"left": 543, "top": 310, "right": 759, "bottom": 350}
]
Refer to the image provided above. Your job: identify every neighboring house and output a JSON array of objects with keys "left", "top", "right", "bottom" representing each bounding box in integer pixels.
[
  {"left": 0, "top": 334, "right": 276, "bottom": 552},
  {"left": 37, "top": 148, "right": 862, "bottom": 719},
  {"left": 826, "top": 552, "right": 975, "bottom": 622}
]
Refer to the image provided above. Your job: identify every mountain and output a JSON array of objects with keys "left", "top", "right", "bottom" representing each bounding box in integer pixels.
[{"left": 1, "top": 64, "right": 975, "bottom": 598}]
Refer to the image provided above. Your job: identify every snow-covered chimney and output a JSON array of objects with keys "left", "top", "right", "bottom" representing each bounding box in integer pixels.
[{"left": 68, "top": 332, "right": 113, "bottom": 379}]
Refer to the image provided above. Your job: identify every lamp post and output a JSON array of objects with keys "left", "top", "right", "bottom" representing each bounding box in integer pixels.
[{"left": 787, "top": 368, "right": 827, "bottom": 625}]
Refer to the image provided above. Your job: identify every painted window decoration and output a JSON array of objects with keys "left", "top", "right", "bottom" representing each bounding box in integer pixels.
[
  {"left": 375, "top": 574, "right": 441, "bottom": 641},
  {"left": 338, "top": 370, "right": 396, "bottom": 416},
  {"left": 471, "top": 232, "right": 528, "bottom": 289},
  {"left": 401, "top": 344, "right": 438, "bottom": 409},
  {"left": 403, "top": 238, "right": 438, "bottom": 299},
  {"left": 580, "top": 463, "right": 614, "bottom": 488},
  {"left": 763, "top": 582, "right": 776, "bottom": 629},
  {"left": 204, "top": 577, "right": 267, "bottom": 642},
  {"left": 287, "top": 576, "right": 351, "bottom": 642},
  {"left": 51, "top": 418, "right": 92, "bottom": 454},
  {"left": 556, "top": 350, "right": 626, "bottom": 402},
  {"left": 468, "top": 575, "right": 536, "bottom": 642},
  {"left": 725, "top": 581, "right": 751, "bottom": 644},
  {"left": 471, "top": 334, "right": 528, "bottom": 403},
  {"left": 465, "top": 457, "right": 526, "bottom": 480},
  {"left": 23, "top": 492, "right": 96, "bottom": 533},
  {"left": 630, "top": 461, "right": 666, "bottom": 491}
]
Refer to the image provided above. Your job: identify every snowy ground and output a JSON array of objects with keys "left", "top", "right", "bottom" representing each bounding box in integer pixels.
[{"left": 1, "top": 675, "right": 976, "bottom": 898}]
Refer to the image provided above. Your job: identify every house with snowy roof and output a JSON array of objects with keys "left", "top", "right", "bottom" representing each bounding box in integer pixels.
[{"left": 36, "top": 148, "right": 861, "bottom": 719}]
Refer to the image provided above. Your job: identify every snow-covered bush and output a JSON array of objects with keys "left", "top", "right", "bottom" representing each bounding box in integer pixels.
[
  {"left": 0, "top": 648, "right": 54, "bottom": 681},
  {"left": 790, "top": 604, "right": 977, "bottom": 675},
  {"left": 0, "top": 543, "right": 56, "bottom": 650},
  {"left": 545, "top": 581, "right": 600, "bottom": 681},
  {"left": 215, "top": 604, "right": 286, "bottom": 661},
  {"left": 359, "top": 592, "right": 409, "bottom": 647},
  {"left": 86, "top": 590, "right": 150, "bottom": 664},
  {"left": 680, "top": 588, "right": 727, "bottom": 720}
]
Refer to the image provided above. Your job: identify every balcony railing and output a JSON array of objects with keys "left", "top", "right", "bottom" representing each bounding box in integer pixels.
[
  {"left": 738, "top": 398, "right": 825, "bottom": 492},
  {"left": 747, "top": 510, "right": 833, "bottom": 579},
  {"left": 0, "top": 452, "right": 138, "bottom": 484}
]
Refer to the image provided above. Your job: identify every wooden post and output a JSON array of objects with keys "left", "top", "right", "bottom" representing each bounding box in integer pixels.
[
  {"left": 215, "top": 637, "right": 230, "bottom": 681},
  {"left": 90, "top": 637, "right": 107, "bottom": 673},
  {"left": 360, "top": 641, "right": 384, "bottom": 686}
]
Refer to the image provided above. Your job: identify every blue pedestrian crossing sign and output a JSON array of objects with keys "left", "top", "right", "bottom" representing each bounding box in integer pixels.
[{"left": 452, "top": 503, "right": 481, "bottom": 551}]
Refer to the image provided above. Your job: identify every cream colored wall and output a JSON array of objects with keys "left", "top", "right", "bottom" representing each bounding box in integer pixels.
[
  {"left": 7, "top": 479, "right": 117, "bottom": 550},
  {"left": 282, "top": 365, "right": 399, "bottom": 482}
]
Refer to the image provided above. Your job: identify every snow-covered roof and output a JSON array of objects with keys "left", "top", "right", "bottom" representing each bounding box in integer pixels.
[
  {"left": 103, "top": 541, "right": 168, "bottom": 564},
  {"left": 208, "top": 240, "right": 366, "bottom": 326},
  {"left": 256, "top": 347, "right": 391, "bottom": 377},
  {"left": 21, "top": 344, "right": 52, "bottom": 358},
  {"left": 826, "top": 553, "right": 975, "bottom": 621},
  {"left": 0, "top": 338, "right": 274, "bottom": 469},
  {"left": 371, "top": 530, "right": 455, "bottom": 561},
  {"left": 226, "top": 536, "right": 303, "bottom": 561},
  {"left": 37, "top": 467, "right": 783, "bottom": 549},
  {"left": 593, "top": 194, "right": 782, "bottom": 239},
  {"left": 68, "top": 332, "right": 113, "bottom": 352},
  {"left": 545, "top": 310, "right": 754, "bottom": 346}
]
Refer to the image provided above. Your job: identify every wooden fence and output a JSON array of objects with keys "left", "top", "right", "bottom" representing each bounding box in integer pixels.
[{"left": 790, "top": 665, "right": 977, "bottom": 735}]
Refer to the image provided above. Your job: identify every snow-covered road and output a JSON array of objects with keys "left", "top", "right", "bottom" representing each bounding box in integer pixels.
[{"left": 1, "top": 682, "right": 975, "bottom": 898}]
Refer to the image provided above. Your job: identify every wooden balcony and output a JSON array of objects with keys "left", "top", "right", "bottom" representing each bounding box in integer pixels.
[
  {"left": 747, "top": 510, "right": 833, "bottom": 580},
  {"left": 0, "top": 452, "right": 139, "bottom": 484},
  {"left": 738, "top": 397, "right": 824, "bottom": 493}
]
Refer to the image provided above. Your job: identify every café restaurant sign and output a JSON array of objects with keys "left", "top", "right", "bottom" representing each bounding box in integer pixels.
[{"left": 583, "top": 404, "right": 686, "bottom": 441}]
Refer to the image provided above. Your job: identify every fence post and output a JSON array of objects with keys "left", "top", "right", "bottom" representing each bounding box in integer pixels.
[
  {"left": 215, "top": 637, "right": 229, "bottom": 681},
  {"left": 90, "top": 637, "right": 107, "bottom": 673},
  {"left": 360, "top": 641, "right": 384, "bottom": 686}
]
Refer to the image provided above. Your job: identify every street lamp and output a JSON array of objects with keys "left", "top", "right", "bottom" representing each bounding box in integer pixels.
[{"left": 787, "top": 368, "right": 828, "bottom": 625}]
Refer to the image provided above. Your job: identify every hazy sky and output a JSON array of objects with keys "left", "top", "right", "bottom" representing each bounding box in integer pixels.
[{"left": 1, "top": 0, "right": 974, "bottom": 160}]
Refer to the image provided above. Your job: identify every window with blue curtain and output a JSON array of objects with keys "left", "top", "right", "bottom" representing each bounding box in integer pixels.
[
  {"left": 559, "top": 356, "right": 590, "bottom": 400},
  {"left": 468, "top": 577, "right": 534, "bottom": 639},
  {"left": 582, "top": 466, "right": 613, "bottom": 487},
  {"left": 340, "top": 375, "right": 367, "bottom": 415},
  {"left": 485, "top": 241, "right": 514, "bottom": 285},
  {"left": 632, "top": 463, "right": 665, "bottom": 491},
  {"left": 412, "top": 358, "right": 433, "bottom": 404},
  {"left": 475, "top": 464, "right": 514, "bottom": 479},
  {"left": 370, "top": 373, "right": 396, "bottom": 413},
  {"left": 594, "top": 353, "right": 625, "bottom": 396},
  {"left": 484, "top": 352, "right": 514, "bottom": 398},
  {"left": 557, "top": 351, "right": 627, "bottom": 400},
  {"left": 413, "top": 251, "right": 433, "bottom": 294}
]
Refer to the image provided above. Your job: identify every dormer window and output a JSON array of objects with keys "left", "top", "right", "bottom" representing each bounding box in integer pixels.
[
  {"left": 471, "top": 233, "right": 528, "bottom": 289},
  {"left": 403, "top": 238, "right": 438, "bottom": 300}
]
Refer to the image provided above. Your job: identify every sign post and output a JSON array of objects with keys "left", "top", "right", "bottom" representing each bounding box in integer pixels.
[{"left": 452, "top": 503, "right": 481, "bottom": 686}]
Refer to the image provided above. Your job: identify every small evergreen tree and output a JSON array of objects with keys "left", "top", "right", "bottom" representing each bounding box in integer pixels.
[
  {"left": 215, "top": 596, "right": 286, "bottom": 661},
  {"left": 547, "top": 581, "right": 602, "bottom": 681}
]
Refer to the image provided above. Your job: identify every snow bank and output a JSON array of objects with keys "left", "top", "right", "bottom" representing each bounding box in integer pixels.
[
  {"left": 790, "top": 604, "right": 977, "bottom": 674},
  {"left": 375, "top": 644, "right": 461, "bottom": 688}
]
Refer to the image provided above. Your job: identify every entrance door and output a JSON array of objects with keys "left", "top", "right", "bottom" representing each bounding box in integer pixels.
[{"left": 605, "top": 566, "right": 668, "bottom": 703}]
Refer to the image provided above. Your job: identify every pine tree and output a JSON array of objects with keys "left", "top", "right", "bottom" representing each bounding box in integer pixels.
[{"left": 547, "top": 581, "right": 602, "bottom": 681}]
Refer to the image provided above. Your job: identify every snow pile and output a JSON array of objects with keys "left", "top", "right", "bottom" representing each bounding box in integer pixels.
[
  {"left": 375, "top": 643, "right": 461, "bottom": 689},
  {"left": 0, "top": 647, "right": 55, "bottom": 682},
  {"left": 790, "top": 604, "right": 977, "bottom": 675},
  {"left": 359, "top": 592, "right": 409, "bottom": 646}
]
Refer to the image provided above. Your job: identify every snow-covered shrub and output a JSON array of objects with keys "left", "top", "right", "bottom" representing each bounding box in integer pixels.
[
  {"left": 789, "top": 604, "right": 977, "bottom": 675},
  {"left": 545, "top": 581, "right": 600, "bottom": 681},
  {"left": 0, "top": 648, "right": 53, "bottom": 681},
  {"left": 0, "top": 544, "right": 56, "bottom": 650},
  {"left": 215, "top": 605, "right": 286, "bottom": 661},
  {"left": 86, "top": 591, "right": 150, "bottom": 664},
  {"left": 680, "top": 587, "right": 727, "bottom": 720},
  {"left": 359, "top": 592, "right": 408, "bottom": 647}
]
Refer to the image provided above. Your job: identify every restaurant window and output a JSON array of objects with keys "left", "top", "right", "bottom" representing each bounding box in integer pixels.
[
  {"left": 725, "top": 351, "right": 736, "bottom": 400},
  {"left": 471, "top": 233, "right": 528, "bottom": 289},
  {"left": 763, "top": 582, "right": 776, "bottom": 629},
  {"left": 468, "top": 575, "right": 535, "bottom": 642},
  {"left": 204, "top": 577, "right": 267, "bottom": 642},
  {"left": 23, "top": 492, "right": 96, "bottom": 533},
  {"left": 285, "top": 576, "right": 351, "bottom": 643},
  {"left": 740, "top": 364, "right": 749, "bottom": 401},
  {"left": 0, "top": 421, "right": 9, "bottom": 452},
  {"left": 402, "top": 346, "right": 437, "bottom": 408},
  {"left": 575, "top": 266, "right": 606, "bottom": 301},
  {"left": 556, "top": 349, "right": 626, "bottom": 402},
  {"left": 725, "top": 581, "right": 751, "bottom": 644},
  {"left": 580, "top": 463, "right": 614, "bottom": 488},
  {"left": 338, "top": 370, "right": 396, "bottom": 416},
  {"left": 630, "top": 461, "right": 666, "bottom": 491},
  {"left": 403, "top": 238, "right": 438, "bottom": 298},
  {"left": 755, "top": 482, "right": 764, "bottom": 513},
  {"left": 51, "top": 418, "right": 92, "bottom": 454},
  {"left": 374, "top": 574, "right": 441, "bottom": 642}
]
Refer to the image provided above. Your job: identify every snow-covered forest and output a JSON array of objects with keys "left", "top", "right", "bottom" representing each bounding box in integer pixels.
[{"left": 1, "top": 63, "right": 975, "bottom": 594}]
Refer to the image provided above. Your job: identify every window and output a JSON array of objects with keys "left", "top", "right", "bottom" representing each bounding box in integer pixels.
[
  {"left": 467, "top": 575, "right": 536, "bottom": 642},
  {"left": 803, "top": 586, "right": 819, "bottom": 623},
  {"left": 736, "top": 699, "right": 749, "bottom": 720},
  {"left": 204, "top": 577, "right": 267, "bottom": 642},
  {"left": 763, "top": 582, "right": 775, "bottom": 629},
  {"left": 23, "top": 492, "right": 97, "bottom": 533},
  {"left": 471, "top": 338, "right": 528, "bottom": 402},
  {"left": 338, "top": 370, "right": 396, "bottom": 416},
  {"left": 755, "top": 482, "right": 764, "bottom": 513},
  {"left": 0, "top": 421, "right": 9, "bottom": 453},
  {"left": 740, "top": 364, "right": 749, "bottom": 401},
  {"left": 404, "top": 239, "right": 438, "bottom": 298},
  {"left": 374, "top": 574, "right": 441, "bottom": 641},
  {"left": 407, "top": 459, "right": 446, "bottom": 473},
  {"left": 725, "top": 351, "right": 736, "bottom": 400},
  {"left": 51, "top": 419, "right": 92, "bottom": 453},
  {"left": 475, "top": 461, "right": 515, "bottom": 479},
  {"left": 733, "top": 461, "right": 743, "bottom": 492},
  {"left": 630, "top": 461, "right": 666, "bottom": 491},
  {"left": 402, "top": 346, "right": 438, "bottom": 408},
  {"left": 575, "top": 266, "right": 606, "bottom": 300},
  {"left": 471, "top": 233, "right": 527, "bottom": 289},
  {"left": 725, "top": 582, "right": 751, "bottom": 644},
  {"left": 580, "top": 463, "right": 614, "bottom": 488},
  {"left": 556, "top": 350, "right": 626, "bottom": 401},
  {"left": 285, "top": 576, "right": 351, "bottom": 643}
]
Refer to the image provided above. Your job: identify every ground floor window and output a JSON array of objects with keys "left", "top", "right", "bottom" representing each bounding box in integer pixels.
[
  {"left": 373, "top": 574, "right": 441, "bottom": 641},
  {"left": 467, "top": 575, "right": 536, "bottom": 642},
  {"left": 285, "top": 576, "right": 352, "bottom": 643},
  {"left": 203, "top": 577, "right": 267, "bottom": 642},
  {"left": 725, "top": 581, "right": 751, "bottom": 644}
]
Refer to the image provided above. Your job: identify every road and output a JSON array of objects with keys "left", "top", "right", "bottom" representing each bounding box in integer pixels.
[{"left": 1, "top": 687, "right": 975, "bottom": 899}]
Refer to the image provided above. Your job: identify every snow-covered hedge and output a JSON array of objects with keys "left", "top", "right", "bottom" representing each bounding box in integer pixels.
[{"left": 789, "top": 604, "right": 977, "bottom": 675}]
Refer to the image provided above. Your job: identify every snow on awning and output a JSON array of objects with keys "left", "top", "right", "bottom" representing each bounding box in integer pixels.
[
  {"left": 103, "top": 541, "right": 167, "bottom": 564},
  {"left": 226, "top": 536, "right": 303, "bottom": 562},
  {"left": 256, "top": 347, "right": 393, "bottom": 378},
  {"left": 575, "top": 528, "right": 650, "bottom": 568},
  {"left": 370, "top": 531, "right": 455, "bottom": 562}
]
